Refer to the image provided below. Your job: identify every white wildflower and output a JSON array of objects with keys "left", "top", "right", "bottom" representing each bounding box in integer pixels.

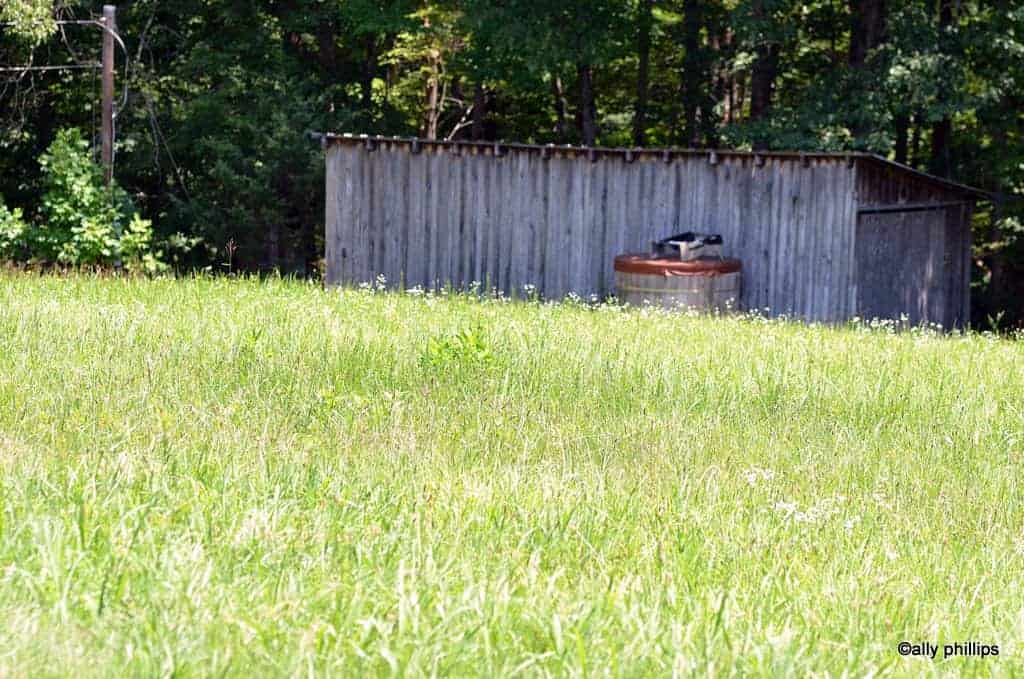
[
  {"left": 774, "top": 501, "right": 797, "bottom": 517},
  {"left": 743, "top": 467, "right": 775, "bottom": 487}
]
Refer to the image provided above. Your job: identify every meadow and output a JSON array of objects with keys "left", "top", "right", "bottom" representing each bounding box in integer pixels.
[{"left": 0, "top": 273, "right": 1022, "bottom": 677}]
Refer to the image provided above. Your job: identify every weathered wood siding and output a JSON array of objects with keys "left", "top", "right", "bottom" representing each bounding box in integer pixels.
[
  {"left": 854, "top": 207, "right": 966, "bottom": 327},
  {"left": 326, "top": 139, "right": 863, "bottom": 322},
  {"left": 853, "top": 160, "right": 974, "bottom": 327},
  {"left": 856, "top": 157, "right": 970, "bottom": 204}
]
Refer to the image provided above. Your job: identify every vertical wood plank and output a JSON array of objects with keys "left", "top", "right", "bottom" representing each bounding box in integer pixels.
[
  {"left": 487, "top": 149, "right": 501, "bottom": 292},
  {"left": 501, "top": 150, "right": 520, "bottom": 292},
  {"left": 818, "top": 163, "right": 835, "bottom": 321},
  {"left": 400, "top": 146, "right": 412, "bottom": 287},
  {"left": 595, "top": 155, "right": 610, "bottom": 298},
  {"left": 324, "top": 147, "right": 341, "bottom": 284},
  {"left": 324, "top": 141, "right": 968, "bottom": 324},
  {"left": 806, "top": 162, "right": 822, "bottom": 319},
  {"left": 845, "top": 163, "right": 860, "bottom": 319},
  {"left": 535, "top": 151, "right": 547, "bottom": 294},
  {"left": 448, "top": 147, "right": 464, "bottom": 288},
  {"left": 431, "top": 149, "right": 445, "bottom": 289},
  {"left": 796, "top": 160, "right": 812, "bottom": 318},
  {"left": 472, "top": 151, "right": 486, "bottom": 289},
  {"left": 561, "top": 154, "right": 575, "bottom": 299},
  {"left": 772, "top": 159, "right": 790, "bottom": 315}
]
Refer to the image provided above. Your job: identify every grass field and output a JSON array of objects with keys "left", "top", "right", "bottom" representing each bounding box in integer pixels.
[{"left": 0, "top": 274, "right": 1022, "bottom": 677}]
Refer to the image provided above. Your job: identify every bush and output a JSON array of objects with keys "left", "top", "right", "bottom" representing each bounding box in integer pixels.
[
  {"left": 0, "top": 198, "right": 27, "bottom": 259},
  {"left": 420, "top": 323, "right": 497, "bottom": 375},
  {"left": 1, "top": 129, "right": 167, "bottom": 273}
]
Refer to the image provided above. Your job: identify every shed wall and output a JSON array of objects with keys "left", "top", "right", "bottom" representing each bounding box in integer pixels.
[
  {"left": 854, "top": 207, "right": 963, "bottom": 327},
  {"left": 856, "top": 158, "right": 972, "bottom": 204},
  {"left": 326, "top": 140, "right": 860, "bottom": 322},
  {"left": 853, "top": 160, "right": 974, "bottom": 327}
]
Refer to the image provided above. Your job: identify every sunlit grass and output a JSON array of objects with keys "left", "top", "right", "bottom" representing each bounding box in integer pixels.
[{"left": 0, "top": 273, "right": 1021, "bottom": 677}]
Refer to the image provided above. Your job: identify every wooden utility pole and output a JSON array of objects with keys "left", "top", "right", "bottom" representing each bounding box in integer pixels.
[{"left": 101, "top": 5, "right": 116, "bottom": 186}]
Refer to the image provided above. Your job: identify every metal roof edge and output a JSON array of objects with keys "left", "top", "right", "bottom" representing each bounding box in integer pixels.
[
  {"left": 314, "top": 133, "right": 989, "bottom": 200},
  {"left": 316, "top": 132, "right": 860, "bottom": 161}
]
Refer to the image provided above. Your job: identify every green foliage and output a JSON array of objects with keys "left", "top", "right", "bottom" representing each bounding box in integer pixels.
[
  {"left": 421, "top": 322, "right": 496, "bottom": 373},
  {"left": 0, "top": 197, "right": 28, "bottom": 259},
  {"left": 384, "top": 4, "right": 466, "bottom": 137},
  {"left": 37, "top": 128, "right": 130, "bottom": 265},
  {"left": 2, "top": 129, "right": 167, "bottom": 273},
  {"left": 0, "top": 0, "right": 57, "bottom": 45},
  {"left": 118, "top": 214, "right": 168, "bottom": 275},
  {"left": 1, "top": 0, "right": 1023, "bottom": 318}
]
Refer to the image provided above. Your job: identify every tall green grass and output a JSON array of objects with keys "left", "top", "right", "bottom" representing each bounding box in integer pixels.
[{"left": 0, "top": 274, "right": 1021, "bottom": 677}]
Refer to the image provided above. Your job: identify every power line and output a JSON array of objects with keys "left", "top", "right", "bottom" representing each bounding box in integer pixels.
[
  {"left": 0, "top": 20, "right": 98, "bottom": 26},
  {"left": 3, "top": 8, "right": 133, "bottom": 183},
  {"left": 2, "top": 13, "right": 129, "bottom": 107},
  {"left": 0, "top": 64, "right": 100, "bottom": 73}
]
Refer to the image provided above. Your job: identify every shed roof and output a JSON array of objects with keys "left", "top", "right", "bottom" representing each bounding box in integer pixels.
[{"left": 317, "top": 133, "right": 989, "bottom": 201}]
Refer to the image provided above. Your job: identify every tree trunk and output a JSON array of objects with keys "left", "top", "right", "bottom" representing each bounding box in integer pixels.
[
  {"left": 360, "top": 35, "right": 378, "bottom": 115},
  {"left": 424, "top": 55, "right": 441, "bottom": 139},
  {"left": 633, "top": 0, "right": 653, "bottom": 146},
  {"left": 847, "top": 0, "right": 887, "bottom": 143},
  {"left": 985, "top": 103, "right": 1013, "bottom": 325},
  {"left": 578, "top": 63, "right": 597, "bottom": 146},
  {"left": 735, "top": 75, "right": 745, "bottom": 123},
  {"left": 712, "top": 28, "right": 733, "bottom": 136},
  {"left": 723, "top": 52, "right": 735, "bottom": 126},
  {"left": 471, "top": 82, "right": 487, "bottom": 141},
  {"left": 909, "top": 111, "right": 922, "bottom": 168},
  {"left": 848, "top": 0, "right": 886, "bottom": 69},
  {"left": 264, "top": 221, "right": 281, "bottom": 272},
  {"left": 681, "top": 0, "right": 702, "bottom": 146},
  {"left": 699, "top": 8, "right": 724, "bottom": 145},
  {"left": 316, "top": 20, "right": 338, "bottom": 78},
  {"left": 552, "top": 74, "right": 569, "bottom": 142},
  {"left": 894, "top": 113, "right": 909, "bottom": 164},
  {"left": 748, "top": 0, "right": 778, "bottom": 146},
  {"left": 725, "top": 77, "right": 734, "bottom": 125},
  {"left": 750, "top": 48, "right": 778, "bottom": 111},
  {"left": 929, "top": 0, "right": 955, "bottom": 178},
  {"left": 930, "top": 117, "right": 953, "bottom": 178}
]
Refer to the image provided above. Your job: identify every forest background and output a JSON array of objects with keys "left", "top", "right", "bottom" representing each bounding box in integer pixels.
[{"left": 2, "top": 0, "right": 1022, "bottom": 326}]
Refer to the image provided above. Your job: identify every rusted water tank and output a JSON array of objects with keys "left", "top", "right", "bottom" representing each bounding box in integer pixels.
[{"left": 614, "top": 254, "right": 742, "bottom": 311}]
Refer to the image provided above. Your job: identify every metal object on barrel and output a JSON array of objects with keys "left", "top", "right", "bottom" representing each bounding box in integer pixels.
[{"left": 615, "top": 232, "right": 742, "bottom": 311}]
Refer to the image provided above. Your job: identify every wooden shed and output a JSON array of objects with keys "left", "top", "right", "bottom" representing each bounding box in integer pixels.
[{"left": 322, "top": 134, "right": 986, "bottom": 327}]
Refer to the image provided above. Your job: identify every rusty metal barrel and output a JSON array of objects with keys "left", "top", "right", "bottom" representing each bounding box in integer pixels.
[{"left": 614, "top": 255, "right": 742, "bottom": 311}]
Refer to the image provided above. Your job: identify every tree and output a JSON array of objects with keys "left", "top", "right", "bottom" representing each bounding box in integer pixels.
[
  {"left": 633, "top": 0, "right": 653, "bottom": 145},
  {"left": 1, "top": 0, "right": 1023, "bottom": 324},
  {"left": 1, "top": 0, "right": 58, "bottom": 45},
  {"left": 929, "top": 0, "right": 955, "bottom": 178},
  {"left": 747, "top": 0, "right": 779, "bottom": 127}
]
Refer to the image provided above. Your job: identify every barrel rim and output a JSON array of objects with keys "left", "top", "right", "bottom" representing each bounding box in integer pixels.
[{"left": 613, "top": 254, "right": 741, "bottom": 276}]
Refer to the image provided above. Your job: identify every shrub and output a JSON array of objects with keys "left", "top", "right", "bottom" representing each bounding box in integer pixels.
[
  {"left": 1, "top": 128, "right": 167, "bottom": 273},
  {"left": 420, "top": 323, "right": 497, "bottom": 374},
  {"left": 0, "top": 198, "right": 27, "bottom": 259}
]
